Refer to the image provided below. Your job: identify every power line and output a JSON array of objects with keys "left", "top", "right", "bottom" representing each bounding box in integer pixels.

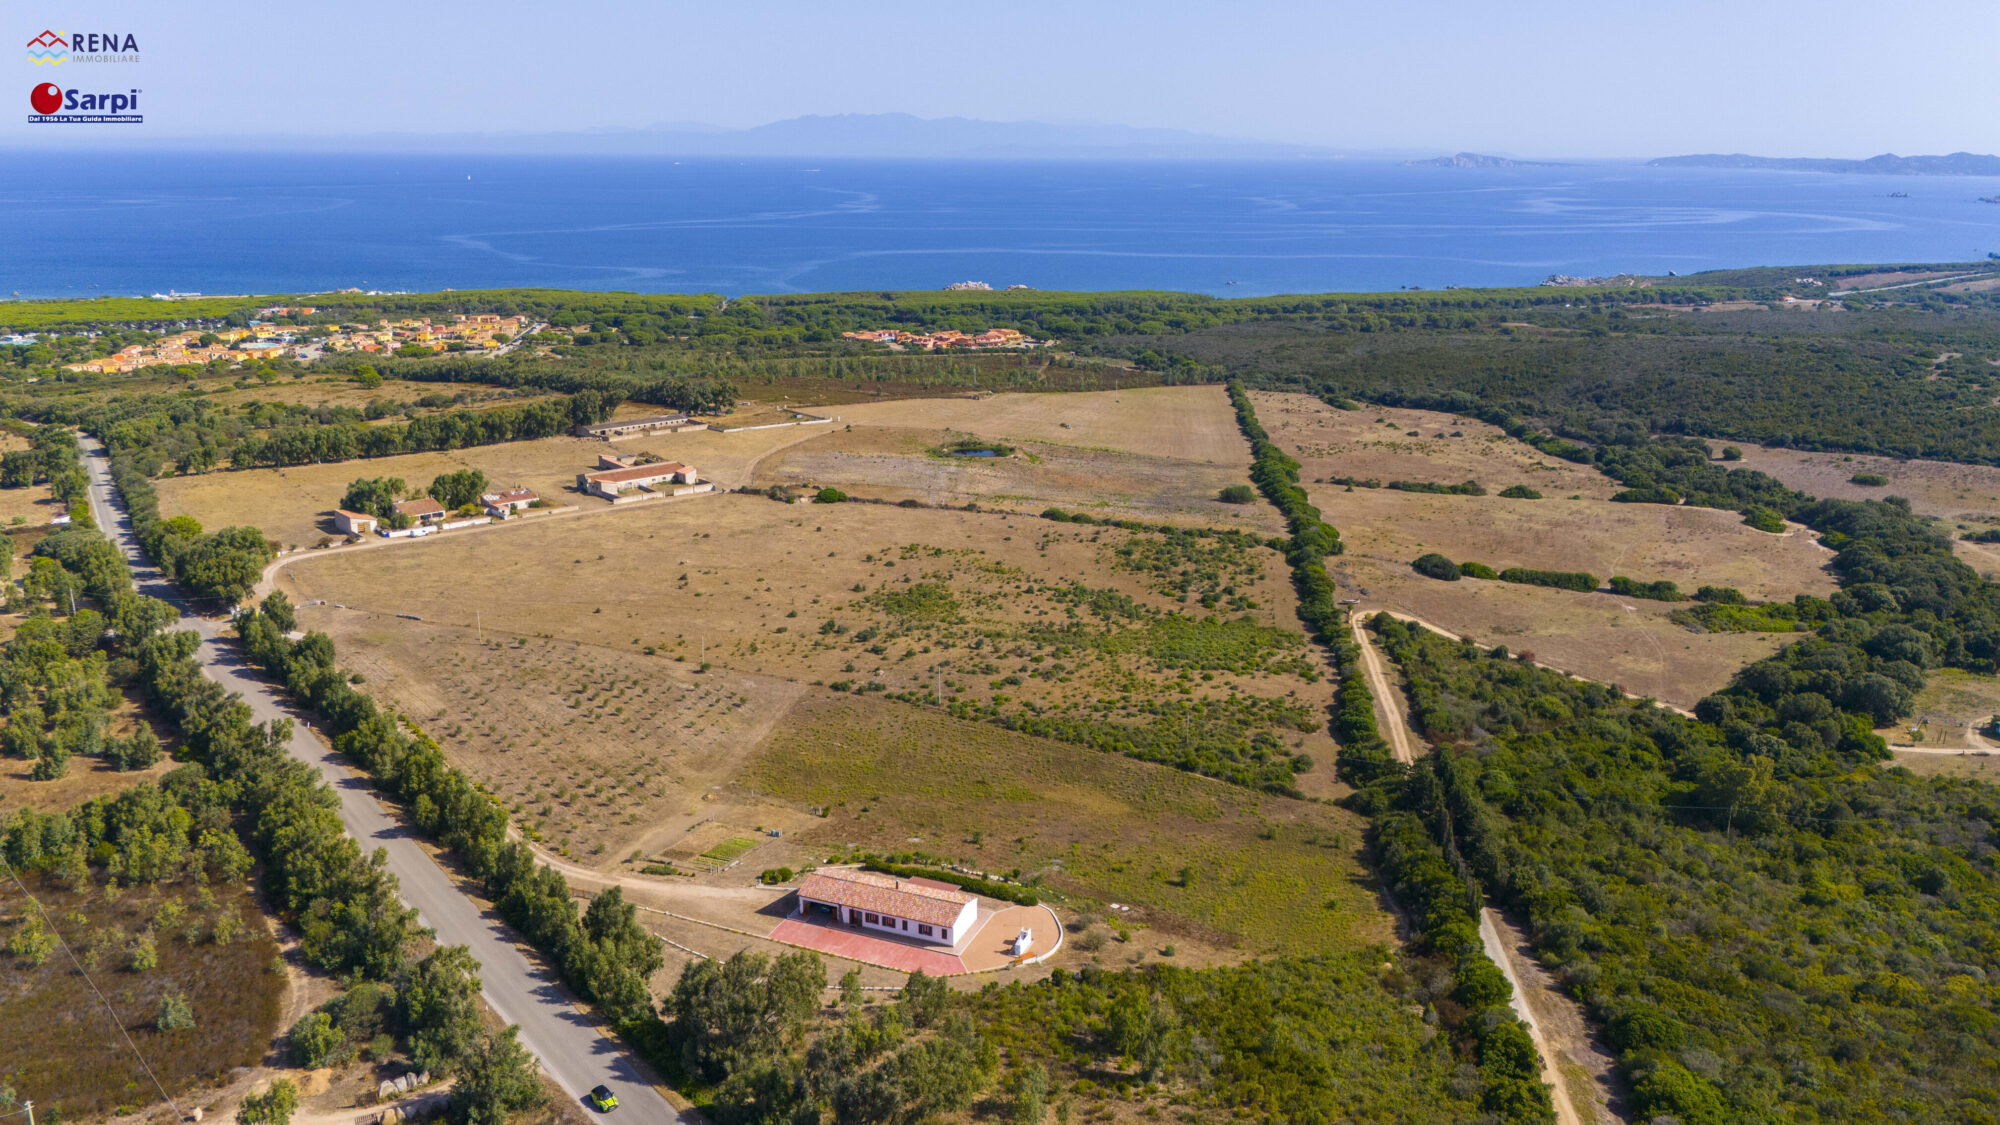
[{"left": 2, "top": 861, "right": 184, "bottom": 1123}]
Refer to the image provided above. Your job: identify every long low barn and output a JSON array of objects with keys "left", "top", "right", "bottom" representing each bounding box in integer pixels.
[
  {"left": 795, "top": 868, "right": 978, "bottom": 948},
  {"left": 577, "top": 461, "right": 697, "bottom": 500},
  {"left": 573, "top": 415, "right": 694, "bottom": 439}
]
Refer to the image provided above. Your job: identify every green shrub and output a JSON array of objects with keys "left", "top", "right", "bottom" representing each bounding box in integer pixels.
[
  {"left": 1694, "top": 585, "right": 1747, "bottom": 604},
  {"left": 1849, "top": 472, "right": 1889, "bottom": 486},
  {"left": 1216, "top": 484, "right": 1257, "bottom": 504},
  {"left": 1607, "top": 576, "right": 1685, "bottom": 602},
  {"left": 1498, "top": 567, "right": 1596, "bottom": 592},
  {"left": 1741, "top": 504, "right": 1786, "bottom": 532},
  {"left": 1411, "top": 553, "right": 1461, "bottom": 581},
  {"left": 1497, "top": 484, "right": 1541, "bottom": 499},
  {"left": 1458, "top": 561, "right": 1498, "bottom": 580},
  {"left": 813, "top": 487, "right": 848, "bottom": 504}
]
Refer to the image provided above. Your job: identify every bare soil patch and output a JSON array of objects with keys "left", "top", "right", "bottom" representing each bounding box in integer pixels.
[
  {"left": 1729, "top": 446, "right": 2000, "bottom": 523},
  {"left": 155, "top": 426, "right": 810, "bottom": 547},
  {"left": 1249, "top": 391, "right": 1622, "bottom": 500}
]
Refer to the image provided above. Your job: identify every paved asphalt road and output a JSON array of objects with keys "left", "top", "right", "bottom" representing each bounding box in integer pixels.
[{"left": 79, "top": 438, "right": 684, "bottom": 1124}]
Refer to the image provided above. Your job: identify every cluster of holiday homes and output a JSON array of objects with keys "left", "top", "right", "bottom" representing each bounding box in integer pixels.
[
  {"left": 794, "top": 868, "right": 979, "bottom": 948},
  {"left": 838, "top": 327, "right": 1039, "bottom": 350},
  {"left": 332, "top": 488, "right": 542, "bottom": 537}
]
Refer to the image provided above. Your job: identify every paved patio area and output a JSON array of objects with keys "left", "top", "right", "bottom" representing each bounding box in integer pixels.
[
  {"left": 764, "top": 897, "right": 1061, "bottom": 975},
  {"left": 768, "top": 914, "right": 968, "bottom": 975}
]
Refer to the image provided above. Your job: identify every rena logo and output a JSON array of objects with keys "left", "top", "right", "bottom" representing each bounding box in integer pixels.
[
  {"left": 30, "top": 82, "right": 61, "bottom": 114},
  {"left": 26, "top": 28, "right": 138, "bottom": 64},
  {"left": 26, "top": 29, "right": 66, "bottom": 64}
]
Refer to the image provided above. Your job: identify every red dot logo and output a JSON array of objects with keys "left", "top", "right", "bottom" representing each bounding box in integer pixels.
[{"left": 30, "top": 82, "right": 63, "bottom": 115}]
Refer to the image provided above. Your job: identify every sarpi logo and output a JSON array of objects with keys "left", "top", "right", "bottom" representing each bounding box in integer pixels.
[
  {"left": 27, "top": 28, "right": 139, "bottom": 64},
  {"left": 29, "top": 81, "right": 142, "bottom": 123},
  {"left": 26, "top": 29, "right": 65, "bottom": 64}
]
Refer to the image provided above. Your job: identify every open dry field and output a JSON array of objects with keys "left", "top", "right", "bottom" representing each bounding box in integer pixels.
[
  {"left": 738, "top": 692, "right": 1387, "bottom": 955},
  {"left": 282, "top": 494, "right": 1340, "bottom": 798},
  {"left": 750, "top": 423, "right": 1281, "bottom": 532},
  {"left": 1331, "top": 555, "right": 1795, "bottom": 708},
  {"left": 831, "top": 385, "right": 1255, "bottom": 464},
  {"left": 0, "top": 481, "right": 61, "bottom": 527},
  {"left": 155, "top": 425, "right": 815, "bottom": 546},
  {"left": 1248, "top": 391, "right": 1622, "bottom": 500},
  {"left": 295, "top": 609, "right": 816, "bottom": 862},
  {"left": 1729, "top": 446, "right": 2000, "bottom": 523},
  {"left": 0, "top": 872, "right": 283, "bottom": 1121},
  {"left": 1873, "top": 669, "right": 2000, "bottom": 750},
  {"left": 1317, "top": 487, "right": 1837, "bottom": 603}
]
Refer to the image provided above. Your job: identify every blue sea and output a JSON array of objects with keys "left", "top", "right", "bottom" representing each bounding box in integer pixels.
[{"left": 3, "top": 152, "right": 1998, "bottom": 298}]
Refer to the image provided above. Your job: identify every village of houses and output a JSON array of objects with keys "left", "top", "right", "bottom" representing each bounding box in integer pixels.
[
  {"left": 328, "top": 413, "right": 723, "bottom": 540},
  {"left": 53, "top": 307, "right": 539, "bottom": 374}
]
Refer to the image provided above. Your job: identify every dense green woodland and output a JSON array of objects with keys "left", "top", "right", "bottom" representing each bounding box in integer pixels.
[{"left": 1375, "top": 619, "right": 2000, "bottom": 1123}]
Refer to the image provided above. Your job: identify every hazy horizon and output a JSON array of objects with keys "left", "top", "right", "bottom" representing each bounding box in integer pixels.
[{"left": 5, "top": 0, "right": 1995, "bottom": 158}]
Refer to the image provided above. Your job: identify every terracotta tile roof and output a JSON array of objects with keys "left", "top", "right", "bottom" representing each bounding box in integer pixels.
[
  {"left": 483, "top": 488, "right": 537, "bottom": 505},
  {"left": 335, "top": 509, "right": 378, "bottom": 522},
  {"left": 395, "top": 497, "right": 445, "bottom": 517},
  {"left": 796, "top": 868, "right": 974, "bottom": 927}
]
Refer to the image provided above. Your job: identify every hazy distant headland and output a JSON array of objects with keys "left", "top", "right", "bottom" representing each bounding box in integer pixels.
[{"left": 1650, "top": 152, "right": 2000, "bottom": 175}]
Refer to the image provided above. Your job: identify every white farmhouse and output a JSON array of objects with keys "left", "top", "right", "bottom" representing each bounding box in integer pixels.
[{"left": 794, "top": 868, "right": 978, "bottom": 948}]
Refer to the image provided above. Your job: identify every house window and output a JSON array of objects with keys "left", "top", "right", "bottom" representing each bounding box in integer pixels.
[
  {"left": 918, "top": 924, "right": 933, "bottom": 937},
  {"left": 865, "top": 913, "right": 878, "bottom": 924},
  {"left": 940, "top": 928, "right": 950, "bottom": 940}
]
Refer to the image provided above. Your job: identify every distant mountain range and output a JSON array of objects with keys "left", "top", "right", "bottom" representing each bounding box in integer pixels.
[
  {"left": 1649, "top": 152, "right": 2000, "bottom": 175},
  {"left": 1404, "top": 152, "right": 1562, "bottom": 169},
  {"left": 155, "top": 113, "right": 1353, "bottom": 159}
]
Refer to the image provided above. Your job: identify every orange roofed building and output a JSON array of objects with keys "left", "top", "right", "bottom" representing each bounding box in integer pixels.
[{"left": 794, "top": 868, "right": 978, "bottom": 947}]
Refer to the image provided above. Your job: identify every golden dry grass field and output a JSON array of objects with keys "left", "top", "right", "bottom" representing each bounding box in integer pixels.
[
  {"left": 739, "top": 692, "right": 1388, "bottom": 955},
  {"left": 281, "top": 495, "right": 1341, "bottom": 795},
  {"left": 1247, "top": 391, "right": 1622, "bottom": 500},
  {"left": 831, "top": 385, "right": 1254, "bottom": 463},
  {"left": 1330, "top": 555, "right": 1794, "bottom": 708},
  {"left": 749, "top": 423, "right": 1281, "bottom": 532},
  {"left": 1318, "top": 487, "right": 1837, "bottom": 603},
  {"left": 1729, "top": 445, "right": 2000, "bottom": 523},
  {"left": 155, "top": 425, "right": 817, "bottom": 546},
  {"left": 0, "top": 482, "right": 62, "bottom": 528}
]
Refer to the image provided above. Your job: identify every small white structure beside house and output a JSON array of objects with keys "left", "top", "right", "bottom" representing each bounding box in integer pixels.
[
  {"left": 333, "top": 509, "right": 379, "bottom": 536},
  {"left": 394, "top": 497, "right": 447, "bottom": 524},
  {"left": 577, "top": 461, "right": 704, "bottom": 501},
  {"left": 794, "top": 868, "right": 978, "bottom": 948},
  {"left": 480, "top": 487, "right": 539, "bottom": 517}
]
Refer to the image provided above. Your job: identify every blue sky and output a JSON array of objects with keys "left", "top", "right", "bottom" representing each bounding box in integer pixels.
[{"left": 10, "top": 0, "right": 1996, "bottom": 156}]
